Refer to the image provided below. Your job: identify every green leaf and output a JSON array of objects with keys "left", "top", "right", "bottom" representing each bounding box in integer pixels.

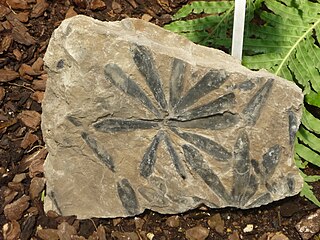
[
  {"left": 300, "top": 181, "right": 320, "bottom": 207},
  {"left": 164, "top": 1, "right": 237, "bottom": 48},
  {"left": 243, "top": 0, "right": 320, "bottom": 96},
  {"left": 305, "top": 175, "right": 320, "bottom": 183},
  {"left": 305, "top": 91, "right": 320, "bottom": 108},
  {"left": 295, "top": 154, "right": 308, "bottom": 169},
  {"left": 295, "top": 142, "right": 320, "bottom": 167},
  {"left": 302, "top": 107, "right": 320, "bottom": 135},
  {"left": 297, "top": 126, "right": 320, "bottom": 153},
  {"left": 172, "top": 1, "right": 234, "bottom": 20}
]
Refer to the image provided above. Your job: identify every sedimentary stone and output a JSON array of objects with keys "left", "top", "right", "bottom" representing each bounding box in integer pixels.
[{"left": 42, "top": 15, "right": 304, "bottom": 219}]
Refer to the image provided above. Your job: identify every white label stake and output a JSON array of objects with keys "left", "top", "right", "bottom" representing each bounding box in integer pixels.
[{"left": 231, "top": 0, "right": 247, "bottom": 61}]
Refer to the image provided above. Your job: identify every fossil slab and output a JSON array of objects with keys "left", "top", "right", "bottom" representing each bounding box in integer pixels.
[{"left": 42, "top": 15, "right": 304, "bottom": 219}]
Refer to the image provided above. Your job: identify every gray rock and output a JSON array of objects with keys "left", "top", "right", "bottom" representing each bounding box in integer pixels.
[{"left": 42, "top": 15, "right": 304, "bottom": 219}]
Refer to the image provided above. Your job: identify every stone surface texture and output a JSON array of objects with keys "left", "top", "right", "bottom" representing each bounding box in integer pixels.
[{"left": 42, "top": 15, "right": 304, "bottom": 219}]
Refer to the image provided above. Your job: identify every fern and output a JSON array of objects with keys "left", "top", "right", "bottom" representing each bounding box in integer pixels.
[{"left": 165, "top": 0, "right": 320, "bottom": 207}]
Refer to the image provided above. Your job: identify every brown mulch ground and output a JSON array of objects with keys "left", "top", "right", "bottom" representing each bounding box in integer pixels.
[{"left": 0, "top": 0, "right": 320, "bottom": 239}]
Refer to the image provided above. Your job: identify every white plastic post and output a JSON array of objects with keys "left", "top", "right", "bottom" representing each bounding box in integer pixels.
[{"left": 231, "top": 0, "right": 246, "bottom": 61}]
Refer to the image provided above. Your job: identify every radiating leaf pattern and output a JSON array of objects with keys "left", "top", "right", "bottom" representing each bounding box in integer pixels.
[
  {"left": 69, "top": 44, "right": 285, "bottom": 211},
  {"left": 164, "top": 0, "right": 320, "bottom": 207}
]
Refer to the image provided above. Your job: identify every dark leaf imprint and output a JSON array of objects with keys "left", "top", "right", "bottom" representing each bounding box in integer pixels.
[
  {"left": 237, "top": 80, "right": 255, "bottom": 91},
  {"left": 117, "top": 179, "right": 139, "bottom": 215},
  {"left": 169, "top": 58, "right": 186, "bottom": 109},
  {"left": 262, "top": 144, "right": 281, "bottom": 177},
  {"left": 182, "top": 144, "right": 232, "bottom": 204},
  {"left": 288, "top": 109, "right": 298, "bottom": 145},
  {"left": 247, "top": 192, "right": 272, "bottom": 208},
  {"left": 239, "top": 174, "right": 258, "bottom": 207},
  {"left": 287, "top": 175, "right": 295, "bottom": 193},
  {"left": 67, "top": 115, "right": 82, "bottom": 126},
  {"left": 174, "top": 70, "right": 228, "bottom": 113},
  {"left": 138, "top": 187, "right": 169, "bottom": 207},
  {"left": 104, "top": 63, "right": 161, "bottom": 117},
  {"left": 176, "top": 93, "right": 236, "bottom": 121},
  {"left": 140, "top": 131, "right": 163, "bottom": 178},
  {"left": 242, "top": 79, "right": 274, "bottom": 125},
  {"left": 48, "top": 191, "right": 62, "bottom": 215},
  {"left": 93, "top": 118, "right": 160, "bottom": 132},
  {"left": 133, "top": 45, "right": 167, "bottom": 110},
  {"left": 171, "top": 128, "right": 231, "bottom": 161},
  {"left": 170, "top": 112, "right": 239, "bottom": 130},
  {"left": 81, "top": 132, "right": 115, "bottom": 172},
  {"left": 232, "top": 130, "right": 252, "bottom": 204},
  {"left": 163, "top": 133, "right": 187, "bottom": 179}
]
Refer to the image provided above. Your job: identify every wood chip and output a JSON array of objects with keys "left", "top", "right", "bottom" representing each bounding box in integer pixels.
[
  {"left": 6, "top": 0, "right": 29, "bottom": 10},
  {"left": 32, "top": 57, "right": 44, "bottom": 72},
  {"left": 156, "top": 0, "right": 172, "bottom": 12},
  {"left": 31, "top": 0, "right": 49, "bottom": 18},
  {"left": 111, "top": 231, "right": 139, "bottom": 240},
  {"left": 0, "top": 69, "right": 19, "bottom": 82},
  {"left": 89, "top": 0, "right": 106, "bottom": 10},
  {"left": 16, "top": 11, "right": 29, "bottom": 23},
  {"left": 2, "top": 20, "right": 12, "bottom": 30},
  {"left": 65, "top": 6, "right": 77, "bottom": 19},
  {"left": 0, "top": 118, "right": 18, "bottom": 131},
  {"left": 4, "top": 188, "right": 18, "bottom": 205},
  {"left": 30, "top": 177, "right": 45, "bottom": 199},
  {"left": 19, "top": 148, "right": 47, "bottom": 172},
  {"left": 17, "top": 110, "right": 41, "bottom": 130},
  {"left": 208, "top": 213, "right": 225, "bottom": 235},
  {"left": 166, "top": 216, "right": 180, "bottom": 228},
  {"left": 19, "top": 63, "right": 38, "bottom": 76},
  {"left": 31, "top": 91, "right": 44, "bottom": 103},
  {"left": 0, "top": 86, "right": 5, "bottom": 101},
  {"left": 2, "top": 220, "right": 21, "bottom": 240},
  {"left": 141, "top": 13, "right": 153, "bottom": 22},
  {"left": 295, "top": 209, "right": 320, "bottom": 240},
  {"left": 88, "top": 225, "right": 107, "bottom": 240},
  {"left": 57, "top": 222, "right": 77, "bottom": 239},
  {"left": 0, "top": 4, "right": 11, "bottom": 17},
  {"left": 0, "top": 35, "right": 13, "bottom": 53},
  {"left": 73, "top": 0, "right": 88, "bottom": 9},
  {"left": 21, "top": 131, "right": 39, "bottom": 149},
  {"left": 12, "top": 49, "right": 22, "bottom": 61},
  {"left": 112, "top": 1, "right": 122, "bottom": 13},
  {"left": 29, "top": 156, "right": 44, "bottom": 178},
  {"left": 6, "top": 13, "right": 35, "bottom": 45},
  {"left": 11, "top": 23, "right": 36, "bottom": 45},
  {"left": 37, "top": 228, "right": 60, "bottom": 240},
  {"left": 32, "top": 79, "right": 46, "bottom": 90},
  {"left": 8, "top": 182, "right": 24, "bottom": 192},
  {"left": 4, "top": 195, "right": 30, "bottom": 221},
  {"left": 125, "top": 0, "right": 138, "bottom": 8},
  {"left": 12, "top": 173, "right": 27, "bottom": 183}
]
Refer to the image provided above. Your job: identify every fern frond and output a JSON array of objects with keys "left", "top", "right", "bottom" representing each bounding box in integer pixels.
[
  {"left": 172, "top": 1, "right": 234, "bottom": 20},
  {"left": 243, "top": 0, "right": 320, "bottom": 93},
  {"left": 302, "top": 107, "right": 320, "bottom": 135},
  {"left": 164, "top": 1, "right": 236, "bottom": 47},
  {"left": 295, "top": 142, "right": 320, "bottom": 168},
  {"left": 300, "top": 181, "right": 320, "bottom": 207},
  {"left": 295, "top": 154, "right": 308, "bottom": 169},
  {"left": 297, "top": 127, "right": 320, "bottom": 153},
  {"left": 306, "top": 91, "right": 320, "bottom": 108}
]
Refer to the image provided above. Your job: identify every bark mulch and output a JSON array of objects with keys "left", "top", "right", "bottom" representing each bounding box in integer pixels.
[{"left": 0, "top": 0, "right": 320, "bottom": 239}]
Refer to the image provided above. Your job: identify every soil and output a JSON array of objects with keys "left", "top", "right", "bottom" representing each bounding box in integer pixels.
[{"left": 0, "top": 0, "right": 319, "bottom": 239}]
